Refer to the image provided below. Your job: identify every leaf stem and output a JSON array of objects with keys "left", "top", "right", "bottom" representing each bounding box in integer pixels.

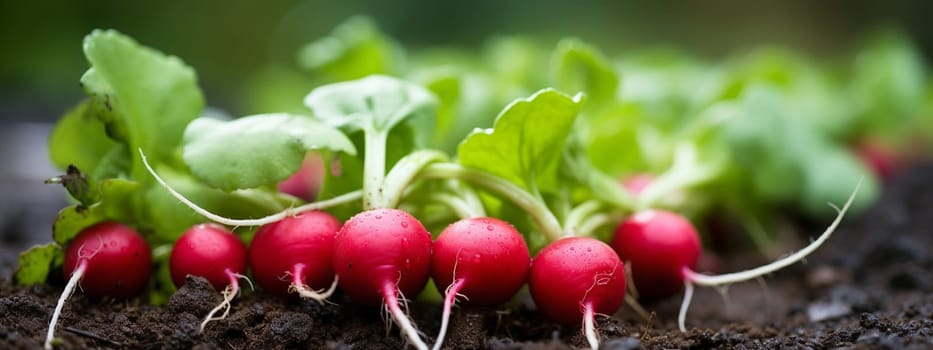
[
  {"left": 363, "top": 128, "right": 389, "bottom": 210},
  {"left": 141, "top": 148, "right": 362, "bottom": 226},
  {"left": 382, "top": 150, "right": 448, "bottom": 208},
  {"left": 419, "top": 163, "right": 563, "bottom": 242}
]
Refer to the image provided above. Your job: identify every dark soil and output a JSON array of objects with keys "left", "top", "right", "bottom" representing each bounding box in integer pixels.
[{"left": 1, "top": 165, "right": 931, "bottom": 349}]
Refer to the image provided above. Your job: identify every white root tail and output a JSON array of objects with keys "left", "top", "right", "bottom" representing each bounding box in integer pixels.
[
  {"left": 432, "top": 279, "right": 466, "bottom": 350},
  {"left": 290, "top": 278, "right": 339, "bottom": 304},
  {"left": 677, "top": 178, "right": 862, "bottom": 332},
  {"left": 45, "top": 261, "right": 88, "bottom": 350},
  {"left": 383, "top": 285, "right": 429, "bottom": 350},
  {"left": 583, "top": 304, "right": 600, "bottom": 350},
  {"left": 140, "top": 148, "right": 362, "bottom": 227},
  {"left": 200, "top": 284, "right": 237, "bottom": 333}
]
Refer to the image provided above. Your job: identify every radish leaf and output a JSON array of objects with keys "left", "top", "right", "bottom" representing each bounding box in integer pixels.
[{"left": 183, "top": 113, "right": 356, "bottom": 190}]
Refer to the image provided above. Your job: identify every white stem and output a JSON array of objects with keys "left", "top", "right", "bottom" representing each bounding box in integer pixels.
[
  {"left": 419, "top": 163, "right": 563, "bottom": 242},
  {"left": 428, "top": 193, "right": 479, "bottom": 220},
  {"left": 583, "top": 304, "right": 600, "bottom": 350},
  {"left": 383, "top": 285, "right": 429, "bottom": 350},
  {"left": 684, "top": 178, "right": 861, "bottom": 287},
  {"left": 45, "top": 260, "right": 87, "bottom": 350},
  {"left": 363, "top": 129, "right": 389, "bottom": 210},
  {"left": 678, "top": 280, "right": 694, "bottom": 332},
  {"left": 140, "top": 148, "right": 362, "bottom": 226},
  {"left": 432, "top": 279, "right": 465, "bottom": 350}
]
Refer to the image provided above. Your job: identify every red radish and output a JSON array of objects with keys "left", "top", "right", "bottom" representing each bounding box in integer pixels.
[
  {"left": 430, "top": 217, "right": 530, "bottom": 350},
  {"left": 529, "top": 237, "right": 626, "bottom": 350},
  {"left": 277, "top": 152, "right": 327, "bottom": 201},
  {"left": 333, "top": 208, "right": 432, "bottom": 350},
  {"left": 170, "top": 223, "right": 249, "bottom": 332},
  {"left": 611, "top": 181, "right": 859, "bottom": 331},
  {"left": 621, "top": 173, "right": 654, "bottom": 195},
  {"left": 248, "top": 211, "right": 341, "bottom": 302},
  {"left": 45, "top": 221, "right": 152, "bottom": 350},
  {"left": 612, "top": 210, "right": 700, "bottom": 301},
  {"left": 853, "top": 140, "right": 899, "bottom": 182}
]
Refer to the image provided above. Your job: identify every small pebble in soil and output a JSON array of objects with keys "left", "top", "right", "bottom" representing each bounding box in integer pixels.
[{"left": 602, "top": 337, "right": 643, "bottom": 350}]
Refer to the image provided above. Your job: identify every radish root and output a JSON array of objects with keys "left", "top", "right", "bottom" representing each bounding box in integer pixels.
[
  {"left": 677, "top": 178, "right": 862, "bottom": 332},
  {"left": 382, "top": 284, "right": 429, "bottom": 350},
  {"left": 582, "top": 303, "right": 600, "bottom": 350},
  {"left": 44, "top": 260, "right": 88, "bottom": 350},
  {"left": 432, "top": 279, "right": 467, "bottom": 350}
]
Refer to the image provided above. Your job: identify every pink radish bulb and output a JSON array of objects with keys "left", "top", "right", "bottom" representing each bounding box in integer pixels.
[
  {"left": 170, "top": 223, "right": 249, "bottom": 332},
  {"left": 621, "top": 173, "right": 654, "bottom": 196},
  {"left": 248, "top": 211, "right": 340, "bottom": 301},
  {"left": 431, "top": 217, "right": 530, "bottom": 305},
  {"left": 529, "top": 237, "right": 626, "bottom": 324},
  {"left": 611, "top": 185, "right": 857, "bottom": 333},
  {"left": 277, "top": 152, "right": 326, "bottom": 201},
  {"left": 47, "top": 221, "right": 152, "bottom": 350},
  {"left": 334, "top": 208, "right": 432, "bottom": 304},
  {"left": 333, "top": 208, "right": 432, "bottom": 350},
  {"left": 170, "top": 223, "right": 247, "bottom": 290},
  {"left": 611, "top": 210, "right": 701, "bottom": 301},
  {"left": 62, "top": 221, "right": 152, "bottom": 298},
  {"left": 431, "top": 217, "right": 530, "bottom": 350}
]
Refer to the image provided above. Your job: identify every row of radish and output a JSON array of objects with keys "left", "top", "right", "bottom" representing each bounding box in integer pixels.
[{"left": 45, "top": 180, "right": 857, "bottom": 350}]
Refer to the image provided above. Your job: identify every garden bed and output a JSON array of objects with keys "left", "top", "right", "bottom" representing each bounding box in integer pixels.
[{"left": 1, "top": 164, "right": 930, "bottom": 349}]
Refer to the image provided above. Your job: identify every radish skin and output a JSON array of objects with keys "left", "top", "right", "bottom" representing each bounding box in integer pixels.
[
  {"left": 529, "top": 237, "right": 626, "bottom": 350},
  {"left": 170, "top": 224, "right": 250, "bottom": 332},
  {"left": 45, "top": 222, "right": 151, "bottom": 350},
  {"left": 430, "top": 217, "right": 530, "bottom": 350},
  {"left": 612, "top": 180, "right": 862, "bottom": 331},
  {"left": 334, "top": 208, "right": 432, "bottom": 350},
  {"left": 249, "top": 211, "right": 341, "bottom": 302}
]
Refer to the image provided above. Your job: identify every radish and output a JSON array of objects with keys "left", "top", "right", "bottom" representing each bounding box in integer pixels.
[
  {"left": 248, "top": 211, "right": 341, "bottom": 302},
  {"left": 430, "top": 217, "right": 530, "bottom": 350},
  {"left": 621, "top": 173, "right": 654, "bottom": 195},
  {"left": 277, "top": 152, "right": 326, "bottom": 201},
  {"left": 529, "top": 237, "right": 626, "bottom": 350},
  {"left": 45, "top": 221, "right": 152, "bottom": 350},
  {"left": 170, "top": 223, "right": 249, "bottom": 332},
  {"left": 333, "top": 208, "right": 433, "bottom": 350},
  {"left": 611, "top": 180, "right": 860, "bottom": 331},
  {"left": 612, "top": 210, "right": 700, "bottom": 301}
]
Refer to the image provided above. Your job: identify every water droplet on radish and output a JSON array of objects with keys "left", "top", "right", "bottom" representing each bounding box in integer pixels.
[
  {"left": 486, "top": 225, "right": 494, "bottom": 231},
  {"left": 401, "top": 222, "right": 409, "bottom": 228},
  {"left": 375, "top": 215, "right": 382, "bottom": 220},
  {"left": 473, "top": 253, "right": 482, "bottom": 263},
  {"left": 404, "top": 258, "right": 411, "bottom": 269}
]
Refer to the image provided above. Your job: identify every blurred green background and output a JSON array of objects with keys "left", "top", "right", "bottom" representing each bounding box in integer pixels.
[{"left": 1, "top": 0, "right": 930, "bottom": 122}]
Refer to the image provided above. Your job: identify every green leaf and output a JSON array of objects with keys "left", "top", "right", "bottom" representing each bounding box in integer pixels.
[
  {"left": 297, "top": 16, "right": 403, "bottom": 81},
  {"left": 304, "top": 75, "right": 437, "bottom": 133},
  {"left": 458, "top": 89, "right": 582, "bottom": 193},
  {"left": 48, "top": 100, "right": 119, "bottom": 172},
  {"left": 182, "top": 114, "right": 356, "bottom": 191},
  {"left": 45, "top": 165, "right": 98, "bottom": 206},
  {"left": 81, "top": 29, "right": 204, "bottom": 175},
  {"left": 549, "top": 38, "right": 619, "bottom": 106},
  {"left": 52, "top": 205, "right": 107, "bottom": 245},
  {"left": 14, "top": 244, "right": 61, "bottom": 285}
]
